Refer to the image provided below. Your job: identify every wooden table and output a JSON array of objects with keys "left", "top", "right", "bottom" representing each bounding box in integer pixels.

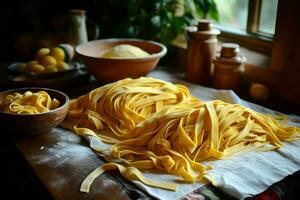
[
  {"left": 1, "top": 64, "right": 299, "bottom": 200},
  {"left": 15, "top": 128, "right": 152, "bottom": 200},
  {"left": 0, "top": 63, "right": 157, "bottom": 200}
]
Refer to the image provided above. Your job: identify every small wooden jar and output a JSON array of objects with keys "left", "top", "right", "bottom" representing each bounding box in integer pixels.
[
  {"left": 212, "top": 43, "right": 246, "bottom": 91},
  {"left": 186, "top": 20, "right": 220, "bottom": 85}
]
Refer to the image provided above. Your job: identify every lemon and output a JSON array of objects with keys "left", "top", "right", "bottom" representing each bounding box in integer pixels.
[
  {"left": 35, "top": 48, "right": 50, "bottom": 60},
  {"left": 56, "top": 61, "right": 69, "bottom": 71},
  {"left": 39, "top": 55, "right": 57, "bottom": 66},
  {"left": 28, "top": 63, "right": 45, "bottom": 74},
  {"left": 45, "top": 65, "right": 58, "bottom": 73},
  {"left": 28, "top": 60, "right": 38, "bottom": 65},
  {"left": 58, "top": 43, "right": 74, "bottom": 62},
  {"left": 50, "top": 47, "right": 65, "bottom": 61}
]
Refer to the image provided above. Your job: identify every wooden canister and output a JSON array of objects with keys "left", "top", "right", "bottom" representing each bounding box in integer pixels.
[
  {"left": 212, "top": 43, "right": 246, "bottom": 91},
  {"left": 186, "top": 20, "right": 220, "bottom": 85}
]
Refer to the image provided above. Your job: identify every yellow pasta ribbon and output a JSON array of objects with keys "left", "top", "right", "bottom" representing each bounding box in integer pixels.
[
  {"left": 62, "top": 77, "right": 300, "bottom": 192},
  {"left": 2, "top": 91, "right": 60, "bottom": 114}
]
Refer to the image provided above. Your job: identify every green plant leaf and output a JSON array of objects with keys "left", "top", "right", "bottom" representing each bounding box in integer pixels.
[
  {"left": 106, "top": 0, "right": 218, "bottom": 46},
  {"left": 171, "top": 16, "right": 185, "bottom": 33},
  {"left": 194, "top": 2, "right": 205, "bottom": 18},
  {"left": 183, "top": 12, "right": 197, "bottom": 25},
  {"left": 208, "top": 0, "right": 219, "bottom": 21},
  {"left": 195, "top": 0, "right": 211, "bottom": 17}
]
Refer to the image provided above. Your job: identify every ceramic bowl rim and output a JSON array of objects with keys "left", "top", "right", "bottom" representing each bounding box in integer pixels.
[{"left": 75, "top": 38, "right": 167, "bottom": 61}]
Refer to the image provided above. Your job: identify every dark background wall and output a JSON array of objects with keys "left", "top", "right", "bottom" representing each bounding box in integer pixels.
[{"left": 0, "top": 0, "right": 125, "bottom": 61}]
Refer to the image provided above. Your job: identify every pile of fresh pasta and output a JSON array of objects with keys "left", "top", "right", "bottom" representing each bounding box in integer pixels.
[
  {"left": 2, "top": 91, "right": 60, "bottom": 114},
  {"left": 63, "top": 77, "right": 300, "bottom": 192}
]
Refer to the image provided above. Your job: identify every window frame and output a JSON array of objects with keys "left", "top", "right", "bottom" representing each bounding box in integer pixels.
[
  {"left": 243, "top": 0, "right": 300, "bottom": 103},
  {"left": 216, "top": 0, "right": 276, "bottom": 55},
  {"left": 173, "top": 0, "right": 300, "bottom": 103}
]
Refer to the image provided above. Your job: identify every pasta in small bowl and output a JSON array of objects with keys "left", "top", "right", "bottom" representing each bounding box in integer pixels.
[{"left": 0, "top": 87, "right": 69, "bottom": 136}]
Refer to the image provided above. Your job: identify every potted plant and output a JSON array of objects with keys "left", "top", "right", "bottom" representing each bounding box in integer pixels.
[{"left": 97, "top": 0, "right": 219, "bottom": 46}]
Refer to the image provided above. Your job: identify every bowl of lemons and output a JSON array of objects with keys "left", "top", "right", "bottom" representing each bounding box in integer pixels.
[
  {"left": 9, "top": 44, "right": 78, "bottom": 78},
  {"left": 75, "top": 38, "right": 167, "bottom": 83}
]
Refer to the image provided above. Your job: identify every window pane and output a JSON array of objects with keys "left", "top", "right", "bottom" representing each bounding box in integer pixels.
[
  {"left": 259, "top": 0, "right": 278, "bottom": 35},
  {"left": 214, "top": 0, "right": 249, "bottom": 30}
]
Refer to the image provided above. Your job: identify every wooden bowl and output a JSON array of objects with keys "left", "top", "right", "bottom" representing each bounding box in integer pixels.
[
  {"left": 75, "top": 38, "right": 167, "bottom": 82},
  {"left": 0, "top": 87, "right": 69, "bottom": 137}
]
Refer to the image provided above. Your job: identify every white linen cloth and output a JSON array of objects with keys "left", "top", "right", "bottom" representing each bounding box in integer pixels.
[{"left": 87, "top": 70, "right": 300, "bottom": 200}]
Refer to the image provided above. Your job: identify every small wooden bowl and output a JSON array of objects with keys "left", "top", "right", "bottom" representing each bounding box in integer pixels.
[
  {"left": 76, "top": 38, "right": 167, "bottom": 82},
  {"left": 0, "top": 87, "right": 69, "bottom": 137}
]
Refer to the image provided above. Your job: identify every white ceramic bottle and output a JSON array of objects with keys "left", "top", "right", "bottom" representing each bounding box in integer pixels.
[{"left": 69, "top": 9, "right": 88, "bottom": 46}]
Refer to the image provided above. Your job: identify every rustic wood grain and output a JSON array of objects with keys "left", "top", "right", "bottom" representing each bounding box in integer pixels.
[{"left": 16, "top": 128, "right": 152, "bottom": 200}]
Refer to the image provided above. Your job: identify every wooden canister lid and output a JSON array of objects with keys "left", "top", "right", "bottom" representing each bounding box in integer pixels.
[
  {"left": 187, "top": 19, "right": 220, "bottom": 38},
  {"left": 213, "top": 43, "right": 246, "bottom": 65},
  {"left": 197, "top": 19, "right": 213, "bottom": 31},
  {"left": 220, "top": 43, "right": 240, "bottom": 58}
]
